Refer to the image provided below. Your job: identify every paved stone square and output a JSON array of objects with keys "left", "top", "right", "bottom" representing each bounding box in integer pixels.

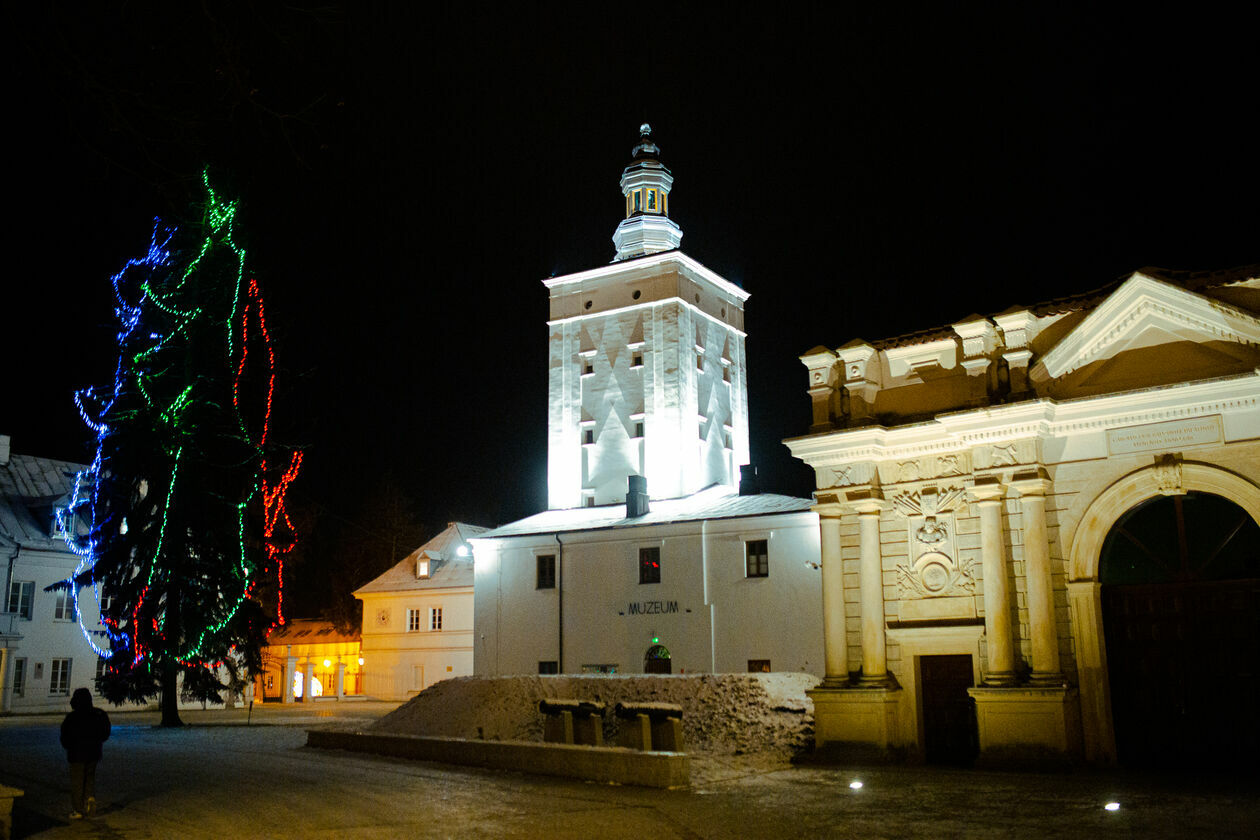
[{"left": 1, "top": 702, "right": 1257, "bottom": 838}]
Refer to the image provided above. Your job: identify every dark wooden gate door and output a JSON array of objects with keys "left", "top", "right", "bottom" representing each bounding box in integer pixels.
[
  {"left": 920, "top": 654, "right": 978, "bottom": 765},
  {"left": 1100, "top": 491, "right": 1260, "bottom": 769}
]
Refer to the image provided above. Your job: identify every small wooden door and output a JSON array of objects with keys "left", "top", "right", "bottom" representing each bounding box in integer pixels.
[{"left": 920, "top": 654, "right": 978, "bottom": 765}]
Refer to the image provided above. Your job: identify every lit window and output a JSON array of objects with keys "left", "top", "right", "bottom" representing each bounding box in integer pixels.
[
  {"left": 416, "top": 559, "right": 430, "bottom": 579},
  {"left": 639, "top": 547, "right": 661, "bottom": 584},
  {"left": 748, "top": 659, "right": 771, "bottom": 673},
  {"left": 634, "top": 191, "right": 642, "bottom": 212},
  {"left": 746, "top": 540, "right": 769, "bottom": 578},
  {"left": 407, "top": 609, "right": 422, "bottom": 632},
  {"left": 537, "top": 555, "right": 556, "bottom": 589},
  {"left": 50, "top": 658, "right": 72, "bottom": 696},
  {"left": 54, "top": 592, "right": 77, "bottom": 622},
  {"left": 539, "top": 661, "right": 559, "bottom": 674},
  {"left": 430, "top": 607, "right": 443, "bottom": 631},
  {"left": 648, "top": 190, "right": 656, "bottom": 210},
  {"left": 7, "top": 581, "right": 34, "bottom": 619},
  {"left": 11, "top": 658, "right": 26, "bottom": 697}
]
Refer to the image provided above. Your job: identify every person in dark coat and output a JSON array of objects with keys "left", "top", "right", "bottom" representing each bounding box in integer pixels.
[{"left": 59, "top": 687, "right": 111, "bottom": 819}]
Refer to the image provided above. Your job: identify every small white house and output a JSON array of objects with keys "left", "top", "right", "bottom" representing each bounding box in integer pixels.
[
  {"left": 0, "top": 436, "right": 109, "bottom": 714},
  {"left": 354, "top": 522, "right": 487, "bottom": 699}
]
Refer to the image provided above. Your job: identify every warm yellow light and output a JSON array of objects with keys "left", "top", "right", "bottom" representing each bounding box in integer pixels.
[
  {"left": 323, "top": 659, "right": 331, "bottom": 668},
  {"left": 358, "top": 657, "right": 364, "bottom": 666}
]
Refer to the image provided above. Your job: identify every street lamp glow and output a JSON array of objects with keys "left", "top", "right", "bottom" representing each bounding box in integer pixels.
[
  {"left": 849, "top": 780, "right": 863, "bottom": 790},
  {"left": 1104, "top": 802, "right": 1120, "bottom": 812}
]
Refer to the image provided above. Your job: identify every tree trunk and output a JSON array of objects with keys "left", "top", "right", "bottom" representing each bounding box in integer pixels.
[{"left": 160, "top": 657, "right": 183, "bottom": 726}]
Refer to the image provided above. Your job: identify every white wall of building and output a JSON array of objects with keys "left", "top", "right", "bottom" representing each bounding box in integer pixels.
[
  {"left": 358, "top": 586, "right": 473, "bottom": 699},
  {"left": 473, "top": 511, "right": 822, "bottom": 677}
]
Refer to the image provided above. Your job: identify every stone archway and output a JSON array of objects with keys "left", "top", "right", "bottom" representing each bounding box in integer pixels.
[{"left": 1067, "top": 462, "right": 1260, "bottom": 764}]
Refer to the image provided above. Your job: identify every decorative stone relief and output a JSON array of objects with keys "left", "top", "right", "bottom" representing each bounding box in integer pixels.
[
  {"left": 897, "top": 551, "right": 977, "bottom": 599},
  {"left": 972, "top": 440, "right": 1037, "bottom": 470},
  {"left": 881, "top": 452, "right": 971, "bottom": 484},
  {"left": 1154, "top": 455, "right": 1185, "bottom": 496},
  {"left": 816, "top": 462, "right": 873, "bottom": 489}
]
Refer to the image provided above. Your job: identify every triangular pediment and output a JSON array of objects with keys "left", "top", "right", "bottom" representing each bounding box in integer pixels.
[{"left": 1032, "top": 272, "right": 1260, "bottom": 383}]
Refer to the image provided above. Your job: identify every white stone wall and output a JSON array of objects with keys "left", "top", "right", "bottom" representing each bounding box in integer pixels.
[
  {"left": 545, "top": 255, "right": 750, "bottom": 508},
  {"left": 472, "top": 512, "right": 823, "bottom": 677},
  {"left": 358, "top": 588, "right": 473, "bottom": 700}
]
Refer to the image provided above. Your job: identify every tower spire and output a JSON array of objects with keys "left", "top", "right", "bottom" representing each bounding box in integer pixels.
[{"left": 612, "top": 123, "right": 683, "bottom": 261}]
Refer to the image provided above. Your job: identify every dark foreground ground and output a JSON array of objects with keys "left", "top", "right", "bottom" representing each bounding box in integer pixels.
[{"left": 2, "top": 701, "right": 1257, "bottom": 839}]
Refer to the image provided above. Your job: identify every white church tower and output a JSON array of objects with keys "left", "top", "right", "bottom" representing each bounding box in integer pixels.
[{"left": 545, "top": 125, "right": 752, "bottom": 509}]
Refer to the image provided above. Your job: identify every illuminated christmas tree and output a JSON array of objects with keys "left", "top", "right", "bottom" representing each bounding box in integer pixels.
[{"left": 58, "top": 172, "right": 302, "bottom": 726}]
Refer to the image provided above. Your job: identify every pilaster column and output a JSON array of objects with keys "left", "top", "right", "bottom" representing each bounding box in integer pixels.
[
  {"left": 336, "top": 660, "right": 347, "bottom": 699},
  {"left": 817, "top": 510, "right": 848, "bottom": 685},
  {"left": 968, "top": 480, "right": 1017, "bottom": 685},
  {"left": 302, "top": 656, "right": 314, "bottom": 701},
  {"left": 1012, "top": 472, "right": 1062, "bottom": 684},
  {"left": 849, "top": 494, "right": 893, "bottom": 686},
  {"left": 283, "top": 655, "right": 296, "bottom": 704}
]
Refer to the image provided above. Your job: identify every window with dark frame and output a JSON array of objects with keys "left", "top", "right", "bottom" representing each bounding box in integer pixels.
[
  {"left": 583, "top": 429, "right": 594, "bottom": 445},
  {"left": 539, "top": 661, "right": 559, "bottom": 675},
  {"left": 748, "top": 659, "right": 771, "bottom": 673},
  {"left": 633, "top": 421, "right": 644, "bottom": 438},
  {"left": 407, "top": 608, "right": 422, "bottom": 632},
  {"left": 537, "top": 555, "right": 556, "bottom": 589},
  {"left": 7, "top": 580, "right": 34, "bottom": 619},
  {"left": 430, "top": 607, "right": 443, "bottom": 631},
  {"left": 49, "top": 658, "right": 71, "bottom": 696},
  {"left": 639, "top": 547, "right": 661, "bottom": 584},
  {"left": 11, "top": 658, "right": 26, "bottom": 697},
  {"left": 746, "top": 539, "right": 769, "bottom": 578},
  {"left": 54, "top": 592, "right": 76, "bottom": 622}
]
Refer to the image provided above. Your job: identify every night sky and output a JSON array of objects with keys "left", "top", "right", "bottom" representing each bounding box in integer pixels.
[{"left": 9, "top": 5, "right": 1256, "bottom": 617}]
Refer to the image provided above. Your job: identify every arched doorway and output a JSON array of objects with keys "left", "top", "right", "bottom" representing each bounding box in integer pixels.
[
  {"left": 644, "top": 644, "right": 672, "bottom": 674},
  {"left": 1099, "top": 491, "right": 1259, "bottom": 768}
]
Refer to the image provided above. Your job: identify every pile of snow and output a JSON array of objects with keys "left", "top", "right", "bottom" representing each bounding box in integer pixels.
[{"left": 369, "top": 673, "right": 817, "bottom": 758}]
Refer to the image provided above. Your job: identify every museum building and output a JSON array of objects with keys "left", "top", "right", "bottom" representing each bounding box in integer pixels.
[
  {"left": 472, "top": 127, "right": 823, "bottom": 678},
  {"left": 786, "top": 265, "right": 1259, "bottom": 767}
]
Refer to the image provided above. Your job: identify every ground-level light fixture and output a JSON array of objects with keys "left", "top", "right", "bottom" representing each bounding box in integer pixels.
[
  {"left": 849, "top": 781, "right": 863, "bottom": 790},
  {"left": 1104, "top": 802, "right": 1120, "bottom": 812}
]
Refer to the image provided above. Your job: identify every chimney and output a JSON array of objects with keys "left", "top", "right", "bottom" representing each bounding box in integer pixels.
[
  {"left": 739, "top": 464, "right": 760, "bottom": 496},
  {"left": 626, "top": 475, "right": 649, "bottom": 517}
]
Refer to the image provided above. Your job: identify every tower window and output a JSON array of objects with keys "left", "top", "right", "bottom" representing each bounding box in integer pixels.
[
  {"left": 583, "top": 429, "right": 594, "bottom": 445},
  {"left": 633, "top": 421, "right": 644, "bottom": 438},
  {"left": 632, "top": 353, "right": 643, "bottom": 367},
  {"left": 746, "top": 540, "right": 769, "bottom": 578},
  {"left": 639, "top": 547, "right": 661, "bottom": 584},
  {"left": 634, "top": 191, "right": 642, "bottom": 211},
  {"left": 582, "top": 361, "right": 594, "bottom": 375},
  {"left": 696, "top": 354, "right": 704, "bottom": 371},
  {"left": 537, "top": 555, "right": 556, "bottom": 589},
  {"left": 648, "top": 190, "right": 656, "bottom": 210}
]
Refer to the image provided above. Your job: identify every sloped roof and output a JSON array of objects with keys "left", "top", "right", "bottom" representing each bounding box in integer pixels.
[
  {"left": 353, "top": 522, "right": 489, "bottom": 595},
  {"left": 474, "top": 485, "right": 815, "bottom": 540},
  {"left": 0, "top": 445, "right": 86, "bottom": 548},
  {"left": 265, "top": 618, "right": 359, "bottom": 646},
  {"left": 853, "top": 264, "right": 1259, "bottom": 351}
]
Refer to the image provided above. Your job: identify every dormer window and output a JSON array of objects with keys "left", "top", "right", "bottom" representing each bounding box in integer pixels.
[{"left": 416, "top": 559, "right": 430, "bottom": 579}]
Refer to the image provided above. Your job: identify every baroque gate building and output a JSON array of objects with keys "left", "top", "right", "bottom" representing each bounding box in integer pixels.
[{"left": 787, "top": 266, "right": 1259, "bottom": 766}]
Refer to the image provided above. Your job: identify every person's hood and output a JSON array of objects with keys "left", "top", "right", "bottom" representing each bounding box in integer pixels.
[{"left": 70, "top": 687, "right": 93, "bottom": 712}]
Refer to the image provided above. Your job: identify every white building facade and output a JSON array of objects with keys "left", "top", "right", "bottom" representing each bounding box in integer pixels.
[
  {"left": 356, "top": 522, "right": 485, "bottom": 699},
  {"left": 1, "top": 438, "right": 112, "bottom": 713},
  {"left": 474, "top": 126, "right": 823, "bottom": 678},
  {"left": 786, "top": 267, "right": 1260, "bottom": 767}
]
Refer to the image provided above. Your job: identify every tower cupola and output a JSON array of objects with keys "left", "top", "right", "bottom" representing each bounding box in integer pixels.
[{"left": 612, "top": 124, "right": 683, "bottom": 261}]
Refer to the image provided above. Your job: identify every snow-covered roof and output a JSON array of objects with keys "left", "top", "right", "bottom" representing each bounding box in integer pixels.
[
  {"left": 353, "top": 521, "right": 489, "bottom": 595},
  {"left": 474, "top": 485, "right": 815, "bottom": 540},
  {"left": 265, "top": 618, "right": 359, "bottom": 646},
  {"left": 0, "top": 439, "right": 85, "bottom": 549}
]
